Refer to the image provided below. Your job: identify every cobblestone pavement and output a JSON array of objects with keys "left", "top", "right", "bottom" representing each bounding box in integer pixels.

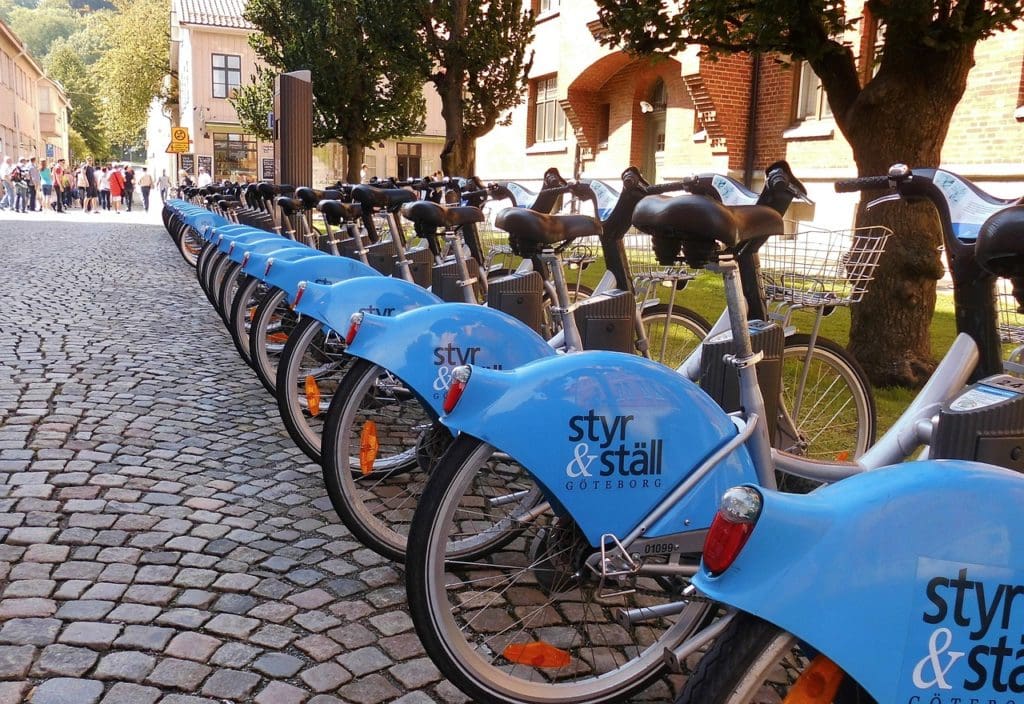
[{"left": 0, "top": 220, "right": 678, "bottom": 703}]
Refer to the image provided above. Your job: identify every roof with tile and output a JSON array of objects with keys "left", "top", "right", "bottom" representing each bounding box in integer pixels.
[{"left": 177, "top": 0, "right": 255, "bottom": 30}]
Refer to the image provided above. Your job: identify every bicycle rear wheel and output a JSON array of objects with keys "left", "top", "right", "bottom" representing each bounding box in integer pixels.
[
  {"left": 641, "top": 304, "right": 710, "bottom": 369},
  {"left": 248, "top": 288, "right": 295, "bottom": 395},
  {"left": 777, "top": 334, "right": 876, "bottom": 462},
  {"left": 406, "top": 436, "right": 713, "bottom": 704}
]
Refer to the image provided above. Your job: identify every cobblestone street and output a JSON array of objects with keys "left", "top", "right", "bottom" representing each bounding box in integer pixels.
[{"left": 0, "top": 219, "right": 468, "bottom": 704}]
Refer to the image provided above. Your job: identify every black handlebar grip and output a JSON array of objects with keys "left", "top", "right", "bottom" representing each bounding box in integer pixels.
[
  {"left": 460, "top": 189, "right": 487, "bottom": 200},
  {"left": 647, "top": 179, "right": 694, "bottom": 195},
  {"left": 834, "top": 176, "right": 891, "bottom": 193}
]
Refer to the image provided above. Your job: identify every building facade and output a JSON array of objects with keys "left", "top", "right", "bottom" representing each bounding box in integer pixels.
[
  {"left": 154, "top": 0, "right": 446, "bottom": 186},
  {"left": 476, "top": 0, "right": 1024, "bottom": 228},
  {"left": 0, "top": 20, "right": 71, "bottom": 163}
]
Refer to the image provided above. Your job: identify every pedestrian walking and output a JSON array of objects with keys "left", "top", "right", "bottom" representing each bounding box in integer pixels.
[
  {"left": 108, "top": 164, "right": 125, "bottom": 214},
  {"left": 27, "top": 157, "right": 40, "bottom": 211},
  {"left": 12, "top": 158, "right": 28, "bottom": 213},
  {"left": 158, "top": 170, "right": 170, "bottom": 202},
  {"left": 84, "top": 159, "right": 99, "bottom": 214},
  {"left": 138, "top": 167, "right": 153, "bottom": 210},
  {"left": 39, "top": 159, "right": 52, "bottom": 210},
  {"left": 0, "top": 156, "right": 13, "bottom": 210},
  {"left": 52, "top": 158, "right": 65, "bottom": 213},
  {"left": 197, "top": 167, "right": 211, "bottom": 187},
  {"left": 123, "top": 165, "right": 135, "bottom": 211},
  {"left": 99, "top": 166, "right": 111, "bottom": 210}
]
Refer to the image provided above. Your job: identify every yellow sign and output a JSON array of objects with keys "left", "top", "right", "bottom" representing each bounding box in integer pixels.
[{"left": 166, "top": 127, "right": 190, "bottom": 154}]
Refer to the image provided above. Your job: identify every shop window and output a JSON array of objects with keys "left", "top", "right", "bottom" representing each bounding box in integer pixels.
[{"left": 212, "top": 132, "right": 256, "bottom": 181}]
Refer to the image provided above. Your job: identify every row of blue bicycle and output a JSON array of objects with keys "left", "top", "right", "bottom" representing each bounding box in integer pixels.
[{"left": 162, "top": 162, "right": 1024, "bottom": 704}]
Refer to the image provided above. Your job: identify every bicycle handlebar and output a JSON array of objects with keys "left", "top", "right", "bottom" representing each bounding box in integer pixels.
[
  {"left": 834, "top": 176, "right": 892, "bottom": 193},
  {"left": 459, "top": 188, "right": 488, "bottom": 200},
  {"left": 646, "top": 178, "right": 695, "bottom": 196}
]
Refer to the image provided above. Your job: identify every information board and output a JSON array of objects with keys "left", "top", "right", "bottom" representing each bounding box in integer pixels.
[
  {"left": 179, "top": 153, "right": 194, "bottom": 175},
  {"left": 262, "top": 158, "right": 276, "bottom": 181}
]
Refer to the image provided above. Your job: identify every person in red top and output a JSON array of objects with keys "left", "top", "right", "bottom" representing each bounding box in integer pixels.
[{"left": 108, "top": 165, "right": 125, "bottom": 214}]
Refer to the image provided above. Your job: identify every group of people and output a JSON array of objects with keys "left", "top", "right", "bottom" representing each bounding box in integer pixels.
[{"left": 0, "top": 155, "right": 172, "bottom": 214}]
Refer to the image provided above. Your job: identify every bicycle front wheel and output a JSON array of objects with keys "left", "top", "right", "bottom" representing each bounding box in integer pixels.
[
  {"left": 677, "top": 613, "right": 874, "bottom": 704},
  {"left": 248, "top": 288, "right": 296, "bottom": 395},
  {"left": 406, "top": 435, "right": 713, "bottom": 704},
  {"left": 778, "top": 334, "right": 876, "bottom": 461},
  {"left": 276, "top": 317, "right": 353, "bottom": 463},
  {"left": 321, "top": 359, "right": 439, "bottom": 560},
  {"left": 641, "top": 304, "right": 710, "bottom": 369}
]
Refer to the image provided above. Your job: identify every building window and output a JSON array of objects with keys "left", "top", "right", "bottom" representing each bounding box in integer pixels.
[
  {"left": 212, "top": 54, "right": 241, "bottom": 99},
  {"left": 396, "top": 142, "right": 421, "bottom": 181},
  {"left": 532, "top": 76, "right": 567, "bottom": 144},
  {"left": 795, "top": 61, "right": 832, "bottom": 121},
  {"left": 212, "top": 132, "right": 256, "bottom": 181},
  {"left": 534, "top": 0, "right": 559, "bottom": 13}
]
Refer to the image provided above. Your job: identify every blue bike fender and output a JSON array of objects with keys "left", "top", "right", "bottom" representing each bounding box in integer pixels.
[
  {"left": 293, "top": 278, "right": 440, "bottom": 331},
  {"left": 693, "top": 460, "right": 1024, "bottom": 704},
  {"left": 226, "top": 236, "right": 298, "bottom": 264},
  {"left": 204, "top": 223, "right": 251, "bottom": 244},
  {"left": 182, "top": 210, "right": 229, "bottom": 235},
  {"left": 241, "top": 246, "right": 316, "bottom": 278},
  {"left": 214, "top": 226, "right": 266, "bottom": 252},
  {"left": 346, "top": 305, "right": 557, "bottom": 415},
  {"left": 263, "top": 255, "right": 380, "bottom": 297},
  {"left": 440, "top": 352, "right": 756, "bottom": 546}
]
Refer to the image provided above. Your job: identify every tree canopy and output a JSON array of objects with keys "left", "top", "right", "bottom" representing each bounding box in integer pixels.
[
  {"left": 595, "top": 0, "right": 1024, "bottom": 387},
  {"left": 244, "top": 0, "right": 426, "bottom": 182},
  {"left": 5, "top": 0, "right": 80, "bottom": 59},
  {"left": 46, "top": 38, "right": 110, "bottom": 158}
]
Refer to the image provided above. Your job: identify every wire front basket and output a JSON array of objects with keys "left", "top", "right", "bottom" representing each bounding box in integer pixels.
[
  {"left": 996, "top": 278, "right": 1024, "bottom": 344},
  {"left": 759, "top": 225, "right": 891, "bottom": 308},
  {"left": 624, "top": 227, "right": 698, "bottom": 288}
]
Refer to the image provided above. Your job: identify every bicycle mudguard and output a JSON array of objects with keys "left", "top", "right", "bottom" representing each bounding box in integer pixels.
[
  {"left": 693, "top": 460, "right": 1024, "bottom": 704},
  {"left": 181, "top": 209, "right": 229, "bottom": 236},
  {"left": 292, "top": 278, "right": 441, "bottom": 332},
  {"left": 216, "top": 229, "right": 279, "bottom": 255},
  {"left": 225, "top": 236, "right": 300, "bottom": 264},
  {"left": 346, "top": 305, "right": 557, "bottom": 414},
  {"left": 241, "top": 246, "right": 317, "bottom": 278},
  {"left": 440, "top": 352, "right": 757, "bottom": 546},
  {"left": 262, "top": 255, "right": 380, "bottom": 298}
]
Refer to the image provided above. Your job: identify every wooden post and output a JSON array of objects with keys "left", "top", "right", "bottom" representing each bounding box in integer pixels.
[{"left": 273, "top": 70, "right": 313, "bottom": 187}]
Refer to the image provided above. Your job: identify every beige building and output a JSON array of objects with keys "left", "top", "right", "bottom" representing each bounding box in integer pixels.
[
  {"left": 0, "top": 20, "right": 71, "bottom": 163},
  {"left": 156, "top": 0, "right": 445, "bottom": 186}
]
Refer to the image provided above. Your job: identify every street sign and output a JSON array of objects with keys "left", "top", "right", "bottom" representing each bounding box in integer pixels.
[{"left": 166, "top": 127, "right": 190, "bottom": 154}]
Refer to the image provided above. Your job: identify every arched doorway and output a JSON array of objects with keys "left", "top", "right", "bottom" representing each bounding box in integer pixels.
[{"left": 642, "top": 79, "right": 667, "bottom": 183}]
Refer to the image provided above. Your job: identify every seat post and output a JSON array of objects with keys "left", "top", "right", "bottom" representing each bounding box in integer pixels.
[{"left": 542, "top": 249, "right": 584, "bottom": 353}]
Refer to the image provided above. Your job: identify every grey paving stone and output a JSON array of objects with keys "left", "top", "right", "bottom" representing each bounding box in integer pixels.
[
  {"left": 29, "top": 677, "right": 103, "bottom": 704},
  {"left": 32, "top": 644, "right": 97, "bottom": 677},
  {"left": 209, "top": 642, "right": 261, "bottom": 668},
  {"left": 113, "top": 625, "right": 175, "bottom": 651},
  {"left": 202, "top": 613, "right": 258, "bottom": 638},
  {"left": 390, "top": 657, "right": 443, "bottom": 689},
  {"left": 369, "top": 610, "right": 414, "bottom": 636},
  {"left": 299, "top": 661, "right": 352, "bottom": 692},
  {"left": 0, "top": 618, "right": 62, "bottom": 646},
  {"left": 293, "top": 634, "right": 342, "bottom": 662},
  {"left": 0, "top": 645, "right": 35, "bottom": 678},
  {"left": 337, "top": 673, "right": 402, "bottom": 704},
  {"left": 106, "top": 603, "right": 161, "bottom": 624},
  {"left": 0, "top": 598, "right": 56, "bottom": 619},
  {"left": 154, "top": 609, "right": 210, "bottom": 629},
  {"left": 251, "top": 651, "right": 304, "bottom": 678},
  {"left": 199, "top": 668, "right": 261, "bottom": 700},
  {"left": 145, "top": 657, "right": 211, "bottom": 690},
  {"left": 57, "top": 621, "right": 122, "bottom": 649},
  {"left": 337, "top": 646, "right": 392, "bottom": 677},
  {"left": 253, "top": 682, "right": 309, "bottom": 704},
  {"left": 164, "top": 632, "right": 221, "bottom": 661},
  {"left": 55, "top": 600, "right": 115, "bottom": 620},
  {"left": 0, "top": 682, "right": 30, "bottom": 704},
  {"left": 97, "top": 682, "right": 161, "bottom": 704},
  {"left": 249, "top": 624, "right": 297, "bottom": 649},
  {"left": 93, "top": 650, "right": 156, "bottom": 682}
]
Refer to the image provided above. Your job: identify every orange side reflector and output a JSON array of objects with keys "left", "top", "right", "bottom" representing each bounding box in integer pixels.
[
  {"left": 503, "top": 641, "right": 571, "bottom": 669},
  {"left": 268, "top": 332, "right": 289, "bottom": 344},
  {"left": 834, "top": 451, "right": 850, "bottom": 462},
  {"left": 305, "top": 376, "right": 321, "bottom": 417},
  {"left": 781, "top": 655, "right": 844, "bottom": 704},
  {"left": 360, "top": 420, "right": 379, "bottom": 475}
]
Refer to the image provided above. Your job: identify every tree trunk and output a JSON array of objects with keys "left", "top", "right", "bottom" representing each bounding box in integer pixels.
[
  {"left": 437, "top": 78, "right": 477, "bottom": 176},
  {"left": 839, "top": 44, "right": 976, "bottom": 388},
  {"left": 344, "top": 140, "right": 364, "bottom": 184}
]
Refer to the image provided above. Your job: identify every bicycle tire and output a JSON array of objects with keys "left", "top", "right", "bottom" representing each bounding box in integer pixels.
[
  {"left": 406, "top": 435, "right": 715, "bottom": 704},
  {"left": 640, "top": 304, "right": 711, "bottom": 369},
  {"left": 228, "top": 276, "right": 264, "bottom": 366},
  {"left": 217, "top": 262, "right": 243, "bottom": 327},
  {"left": 276, "top": 316, "right": 353, "bottom": 463},
  {"left": 778, "top": 334, "right": 876, "bottom": 462},
  {"left": 320, "top": 359, "right": 437, "bottom": 560},
  {"left": 677, "top": 613, "right": 874, "bottom": 704},
  {"left": 178, "top": 225, "right": 203, "bottom": 267},
  {"left": 248, "top": 288, "right": 294, "bottom": 395}
]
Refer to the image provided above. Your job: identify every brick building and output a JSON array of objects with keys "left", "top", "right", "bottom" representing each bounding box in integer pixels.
[
  {"left": 151, "top": 0, "right": 446, "bottom": 187},
  {"left": 476, "top": 0, "right": 1024, "bottom": 227},
  {"left": 0, "top": 20, "right": 72, "bottom": 164}
]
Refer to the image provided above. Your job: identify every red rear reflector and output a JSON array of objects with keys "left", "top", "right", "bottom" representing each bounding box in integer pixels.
[
  {"left": 293, "top": 281, "right": 307, "bottom": 308},
  {"left": 442, "top": 366, "right": 472, "bottom": 414},
  {"left": 345, "top": 312, "right": 365, "bottom": 345},
  {"left": 781, "top": 655, "right": 844, "bottom": 704},
  {"left": 702, "top": 486, "right": 762, "bottom": 575},
  {"left": 360, "top": 420, "right": 379, "bottom": 475},
  {"left": 503, "top": 641, "right": 571, "bottom": 669}
]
